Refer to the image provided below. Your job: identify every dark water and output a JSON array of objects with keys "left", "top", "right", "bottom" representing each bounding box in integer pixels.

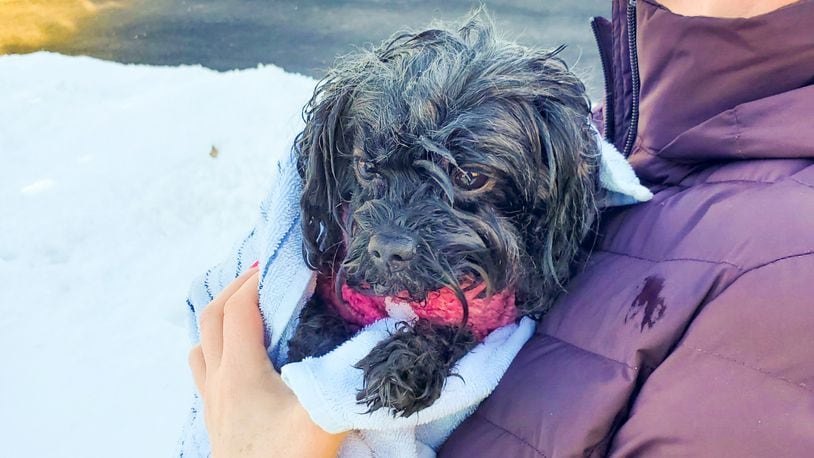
[
  {"left": 45, "top": 0, "right": 610, "bottom": 100},
  {"left": 625, "top": 276, "right": 667, "bottom": 332}
]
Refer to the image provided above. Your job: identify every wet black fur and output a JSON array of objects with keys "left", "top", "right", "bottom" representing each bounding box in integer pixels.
[
  {"left": 286, "top": 9, "right": 600, "bottom": 417},
  {"left": 353, "top": 320, "right": 476, "bottom": 417},
  {"left": 286, "top": 294, "right": 358, "bottom": 363}
]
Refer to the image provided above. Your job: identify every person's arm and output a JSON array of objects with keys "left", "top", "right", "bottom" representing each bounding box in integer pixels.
[{"left": 188, "top": 267, "right": 347, "bottom": 458}]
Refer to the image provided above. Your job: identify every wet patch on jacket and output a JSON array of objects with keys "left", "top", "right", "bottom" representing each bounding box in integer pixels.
[{"left": 625, "top": 276, "right": 666, "bottom": 332}]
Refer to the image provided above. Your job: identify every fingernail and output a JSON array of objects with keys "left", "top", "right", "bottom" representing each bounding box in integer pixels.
[{"left": 250, "top": 260, "right": 259, "bottom": 269}]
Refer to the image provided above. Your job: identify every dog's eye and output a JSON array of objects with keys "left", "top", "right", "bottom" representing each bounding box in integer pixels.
[
  {"left": 452, "top": 168, "right": 490, "bottom": 191},
  {"left": 355, "top": 159, "right": 378, "bottom": 181}
]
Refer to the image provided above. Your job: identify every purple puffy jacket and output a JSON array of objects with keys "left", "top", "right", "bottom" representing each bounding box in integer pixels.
[{"left": 441, "top": 0, "right": 814, "bottom": 456}]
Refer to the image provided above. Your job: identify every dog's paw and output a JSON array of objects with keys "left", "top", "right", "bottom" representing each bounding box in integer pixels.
[{"left": 354, "top": 320, "right": 476, "bottom": 417}]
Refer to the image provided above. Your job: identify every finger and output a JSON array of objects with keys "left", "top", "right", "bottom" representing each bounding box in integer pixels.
[
  {"left": 188, "top": 345, "right": 206, "bottom": 394},
  {"left": 199, "top": 266, "right": 259, "bottom": 371},
  {"left": 222, "top": 271, "right": 271, "bottom": 370}
]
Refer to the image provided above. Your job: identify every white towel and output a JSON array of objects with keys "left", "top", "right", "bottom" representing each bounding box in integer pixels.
[
  {"left": 594, "top": 126, "right": 654, "bottom": 206},
  {"left": 177, "top": 131, "right": 651, "bottom": 457},
  {"left": 282, "top": 317, "right": 536, "bottom": 457}
]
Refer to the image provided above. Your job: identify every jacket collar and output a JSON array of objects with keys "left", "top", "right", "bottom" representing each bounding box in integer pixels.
[{"left": 596, "top": 0, "right": 814, "bottom": 185}]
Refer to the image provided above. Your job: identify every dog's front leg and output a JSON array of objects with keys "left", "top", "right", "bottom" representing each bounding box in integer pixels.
[
  {"left": 354, "top": 319, "right": 478, "bottom": 417},
  {"left": 286, "top": 295, "right": 357, "bottom": 363}
]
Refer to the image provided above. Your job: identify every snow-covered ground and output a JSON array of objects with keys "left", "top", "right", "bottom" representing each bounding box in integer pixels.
[{"left": 0, "top": 52, "right": 315, "bottom": 457}]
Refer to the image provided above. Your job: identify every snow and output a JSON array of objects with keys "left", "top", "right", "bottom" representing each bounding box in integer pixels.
[{"left": 0, "top": 52, "right": 316, "bottom": 457}]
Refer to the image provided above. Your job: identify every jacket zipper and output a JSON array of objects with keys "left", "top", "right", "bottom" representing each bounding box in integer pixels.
[
  {"left": 590, "top": 17, "right": 615, "bottom": 142},
  {"left": 623, "top": 0, "right": 641, "bottom": 157}
]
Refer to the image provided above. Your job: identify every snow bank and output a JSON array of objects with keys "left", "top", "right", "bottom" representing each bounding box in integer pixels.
[{"left": 0, "top": 52, "right": 315, "bottom": 457}]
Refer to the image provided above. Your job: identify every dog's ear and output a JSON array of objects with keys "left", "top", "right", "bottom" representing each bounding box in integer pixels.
[
  {"left": 524, "top": 54, "right": 599, "bottom": 316},
  {"left": 295, "top": 72, "right": 359, "bottom": 272}
]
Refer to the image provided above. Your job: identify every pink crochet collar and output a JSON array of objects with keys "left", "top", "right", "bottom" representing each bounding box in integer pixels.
[{"left": 316, "top": 275, "right": 517, "bottom": 340}]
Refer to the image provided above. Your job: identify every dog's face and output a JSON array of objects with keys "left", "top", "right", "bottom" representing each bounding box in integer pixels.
[{"left": 296, "top": 17, "right": 598, "bottom": 324}]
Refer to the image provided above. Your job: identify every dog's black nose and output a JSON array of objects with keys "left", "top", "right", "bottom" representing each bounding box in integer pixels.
[{"left": 368, "top": 232, "right": 416, "bottom": 271}]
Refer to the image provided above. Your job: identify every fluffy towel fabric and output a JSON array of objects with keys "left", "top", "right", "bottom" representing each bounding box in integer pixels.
[
  {"left": 177, "top": 131, "right": 651, "bottom": 457},
  {"left": 594, "top": 125, "right": 654, "bottom": 207},
  {"left": 282, "top": 317, "right": 536, "bottom": 456}
]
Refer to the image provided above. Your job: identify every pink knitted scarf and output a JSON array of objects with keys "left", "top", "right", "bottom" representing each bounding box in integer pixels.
[{"left": 316, "top": 276, "right": 517, "bottom": 340}]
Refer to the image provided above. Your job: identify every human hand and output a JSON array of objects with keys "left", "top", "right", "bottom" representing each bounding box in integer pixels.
[{"left": 188, "top": 267, "right": 347, "bottom": 457}]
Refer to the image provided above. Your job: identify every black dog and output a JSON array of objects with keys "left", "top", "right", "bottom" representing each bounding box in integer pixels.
[{"left": 286, "top": 10, "right": 599, "bottom": 417}]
